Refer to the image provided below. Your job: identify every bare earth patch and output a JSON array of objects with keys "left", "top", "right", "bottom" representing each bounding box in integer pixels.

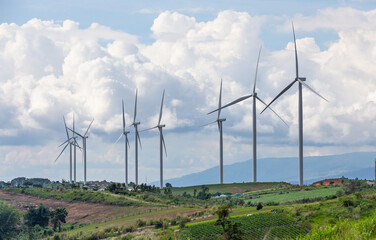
[{"left": 0, "top": 190, "right": 156, "bottom": 224}]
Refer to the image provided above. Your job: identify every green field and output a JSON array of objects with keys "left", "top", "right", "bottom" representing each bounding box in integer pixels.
[
  {"left": 171, "top": 182, "right": 291, "bottom": 195},
  {"left": 246, "top": 186, "right": 342, "bottom": 204},
  {"left": 180, "top": 212, "right": 308, "bottom": 239}
]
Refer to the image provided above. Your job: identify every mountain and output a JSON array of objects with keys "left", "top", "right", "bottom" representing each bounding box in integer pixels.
[{"left": 156, "top": 152, "right": 376, "bottom": 187}]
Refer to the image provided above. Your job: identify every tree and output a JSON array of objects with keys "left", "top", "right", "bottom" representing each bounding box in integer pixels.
[
  {"left": 256, "top": 202, "right": 263, "bottom": 211},
  {"left": 0, "top": 201, "right": 20, "bottom": 240},
  {"left": 24, "top": 203, "right": 50, "bottom": 227},
  {"left": 214, "top": 205, "right": 243, "bottom": 240},
  {"left": 51, "top": 208, "right": 68, "bottom": 231},
  {"left": 165, "top": 182, "right": 172, "bottom": 188}
]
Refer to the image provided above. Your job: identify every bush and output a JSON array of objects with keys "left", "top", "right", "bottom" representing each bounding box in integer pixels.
[
  {"left": 136, "top": 219, "right": 146, "bottom": 228},
  {"left": 0, "top": 201, "right": 20, "bottom": 239},
  {"left": 24, "top": 203, "right": 50, "bottom": 227},
  {"left": 256, "top": 202, "right": 263, "bottom": 211}
]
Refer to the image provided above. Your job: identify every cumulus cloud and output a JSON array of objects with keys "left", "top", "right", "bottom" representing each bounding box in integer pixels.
[{"left": 0, "top": 8, "right": 376, "bottom": 182}]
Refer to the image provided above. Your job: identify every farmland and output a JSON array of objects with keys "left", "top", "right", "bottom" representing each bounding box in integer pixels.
[
  {"left": 1, "top": 178, "right": 376, "bottom": 239},
  {"left": 180, "top": 213, "right": 308, "bottom": 239}
]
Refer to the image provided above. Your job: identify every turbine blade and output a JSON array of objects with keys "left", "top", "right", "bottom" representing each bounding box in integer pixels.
[
  {"left": 218, "top": 79, "right": 223, "bottom": 119},
  {"left": 292, "top": 22, "right": 299, "bottom": 79},
  {"left": 217, "top": 120, "right": 221, "bottom": 132},
  {"left": 140, "top": 126, "right": 158, "bottom": 132},
  {"left": 256, "top": 96, "right": 288, "bottom": 126},
  {"left": 208, "top": 94, "right": 253, "bottom": 115},
  {"left": 253, "top": 45, "right": 262, "bottom": 94},
  {"left": 122, "top": 99, "right": 126, "bottom": 131},
  {"left": 126, "top": 135, "right": 130, "bottom": 149},
  {"left": 260, "top": 79, "right": 297, "bottom": 114},
  {"left": 73, "top": 113, "right": 75, "bottom": 137},
  {"left": 55, "top": 143, "right": 69, "bottom": 162},
  {"left": 298, "top": 79, "right": 329, "bottom": 102},
  {"left": 137, "top": 130, "right": 142, "bottom": 149},
  {"left": 63, "top": 116, "right": 70, "bottom": 140},
  {"left": 158, "top": 89, "right": 165, "bottom": 126},
  {"left": 160, "top": 129, "right": 167, "bottom": 157},
  {"left": 58, "top": 138, "right": 71, "bottom": 147},
  {"left": 199, "top": 120, "right": 217, "bottom": 128},
  {"left": 115, "top": 132, "right": 123, "bottom": 144},
  {"left": 74, "top": 138, "right": 82, "bottom": 149},
  {"left": 67, "top": 127, "right": 83, "bottom": 138},
  {"left": 84, "top": 119, "right": 94, "bottom": 136},
  {"left": 134, "top": 89, "right": 138, "bottom": 123}
]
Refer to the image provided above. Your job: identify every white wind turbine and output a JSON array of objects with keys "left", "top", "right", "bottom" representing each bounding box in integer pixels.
[
  {"left": 261, "top": 23, "right": 328, "bottom": 186},
  {"left": 141, "top": 90, "right": 167, "bottom": 189},
  {"left": 68, "top": 119, "right": 94, "bottom": 185},
  {"left": 131, "top": 89, "right": 142, "bottom": 186},
  {"left": 202, "top": 80, "right": 226, "bottom": 184},
  {"left": 209, "top": 46, "right": 287, "bottom": 183},
  {"left": 115, "top": 100, "right": 131, "bottom": 187},
  {"left": 55, "top": 116, "right": 80, "bottom": 183}
]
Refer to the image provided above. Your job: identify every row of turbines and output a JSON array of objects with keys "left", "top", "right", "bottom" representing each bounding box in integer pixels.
[{"left": 56, "top": 24, "right": 327, "bottom": 187}]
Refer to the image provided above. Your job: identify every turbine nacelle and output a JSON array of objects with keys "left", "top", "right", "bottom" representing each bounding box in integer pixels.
[{"left": 217, "top": 118, "right": 226, "bottom": 122}]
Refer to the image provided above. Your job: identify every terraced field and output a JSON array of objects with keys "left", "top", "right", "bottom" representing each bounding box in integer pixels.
[{"left": 180, "top": 212, "right": 308, "bottom": 239}]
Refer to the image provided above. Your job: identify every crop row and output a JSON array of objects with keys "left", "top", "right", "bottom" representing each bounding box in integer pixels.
[{"left": 183, "top": 213, "right": 308, "bottom": 239}]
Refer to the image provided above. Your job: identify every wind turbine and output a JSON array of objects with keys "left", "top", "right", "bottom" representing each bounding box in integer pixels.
[
  {"left": 131, "top": 89, "right": 142, "bottom": 186},
  {"left": 141, "top": 90, "right": 167, "bottom": 189},
  {"left": 261, "top": 23, "right": 328, "bottom": 186},
  {"left": 55, "top": 116, "right": 80, "bottom": 183},
  {"left": 208, "top": 46, "right": 287, "bottom": 183},
  {"left": 202, "top": 80, "right": 226, "bottom": 184},
  {"left": 72, "top": 113, "right": 78, "bottom": 183},
  {"left": 68, "top": 119, "right": 94, "bottom": 185},
  {"left": 115, "top": 100, "right": 131, "bottom": 187}
]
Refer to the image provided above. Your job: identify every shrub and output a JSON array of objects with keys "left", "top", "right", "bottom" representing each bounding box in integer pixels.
[
  {"left": 0, "top": 200, "right": 20, "bottom": 239},
  {"left": 136, "top": 219, "right": 146, "bottom": 228}
]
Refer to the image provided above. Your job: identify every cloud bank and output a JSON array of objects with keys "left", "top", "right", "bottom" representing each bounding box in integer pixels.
[{"left": 0, "top": 8, "right": 376, "bottom": 182}]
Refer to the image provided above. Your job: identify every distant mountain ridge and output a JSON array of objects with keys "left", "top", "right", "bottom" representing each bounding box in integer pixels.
[{"left": 155, "top": 152, "right": 376, "bottom": 187}]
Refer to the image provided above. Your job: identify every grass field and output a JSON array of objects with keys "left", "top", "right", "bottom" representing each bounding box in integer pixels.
[
  {"left": 246, "top": 186, "right": 342, "bottom": 204},
  {"left": 170, "top": 182, "right": 291, "bottom": 195},
  {"left": 179, "top": 212, "right": 308, "bottom": 240}
]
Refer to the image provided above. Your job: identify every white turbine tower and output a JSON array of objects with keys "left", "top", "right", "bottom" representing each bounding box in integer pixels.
[
  {"left": 131, "top": 89, "right": 142, "bottom": 186},
  {"left": 115, "top": 100, "right": 131, "bottom": 187},
  {"left": 72, "top": 113, "right": 78, "bottom": 183},
  {"left": 203, "top": 80, "right": 226, "bottom": 184},
  {"left": 209, "top": 46, "right": 287, "bottom": 183},
  {"left": 141, "top": 90, "right": 167, "bottom": 189},
  {"left": 68, "top": 119, "right": 94, "bottom": 185},
  {"left": 261, "top": 23, "right": 328, "bottom": 186}
]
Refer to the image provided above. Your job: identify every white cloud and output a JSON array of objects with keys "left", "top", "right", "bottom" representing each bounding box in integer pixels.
[{"left": 1, "top": 8, "right": 376, "bottom": 182}]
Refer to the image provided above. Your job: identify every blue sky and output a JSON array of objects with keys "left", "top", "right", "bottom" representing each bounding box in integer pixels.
[{"left": 0, "top": 0, "right": 376, "bottom": 184}]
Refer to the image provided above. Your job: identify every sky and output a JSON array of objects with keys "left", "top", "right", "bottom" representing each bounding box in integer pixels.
[{"left": 0, "top": 0, "right": 376, "bottom": 184}]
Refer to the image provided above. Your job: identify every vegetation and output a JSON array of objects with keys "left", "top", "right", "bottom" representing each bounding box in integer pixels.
[
  {"left": 1, "top": 177, "right": 375, "bottom": 239},
  {"left": 5, "top": 187, "right": 146, "bottom": 206},
  {"left": 297, "top": 210, "right": 376, "bottom": 240},
  {"left": 24, "top": 203, "right": 51, "bottom": 227},
  {"left": 0, "top": 201, "right": 20, "bottom": 240}
]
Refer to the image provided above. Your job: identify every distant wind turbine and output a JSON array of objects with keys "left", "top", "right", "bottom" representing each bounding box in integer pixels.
[
  {"left": 261, "top": 23, "right": 328, "bottom": 186},
  {"left": 131, "top": 89, "right": 142, "bottom": 186},
  {"left": 115, "top": 100, "right": 131, "bottom": 187},
  {"left": 68, "top": 119, "right": 94, "bottom": 185},
  {"left": 209, "top": 46, "right": 287, "bottom": 183},
  {"left": 202, "top": 80, "right": 226, "bottom": 184},
  {"left": 72, "top": 113, "right": 78, "bottom": 183},
  {"left": 141, "top": 90, "right": 167, "bottom": 189},
  {"left": 55, "top": 116, "right": 80, "bottom": 183}
]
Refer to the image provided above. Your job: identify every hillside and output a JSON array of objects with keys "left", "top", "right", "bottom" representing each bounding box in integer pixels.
[
  {"left": 155, "top": 152, "right": 376, "bottom": 187},
  {"left": 0, "top": 178, "right": 375, "bottom": 239}
]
